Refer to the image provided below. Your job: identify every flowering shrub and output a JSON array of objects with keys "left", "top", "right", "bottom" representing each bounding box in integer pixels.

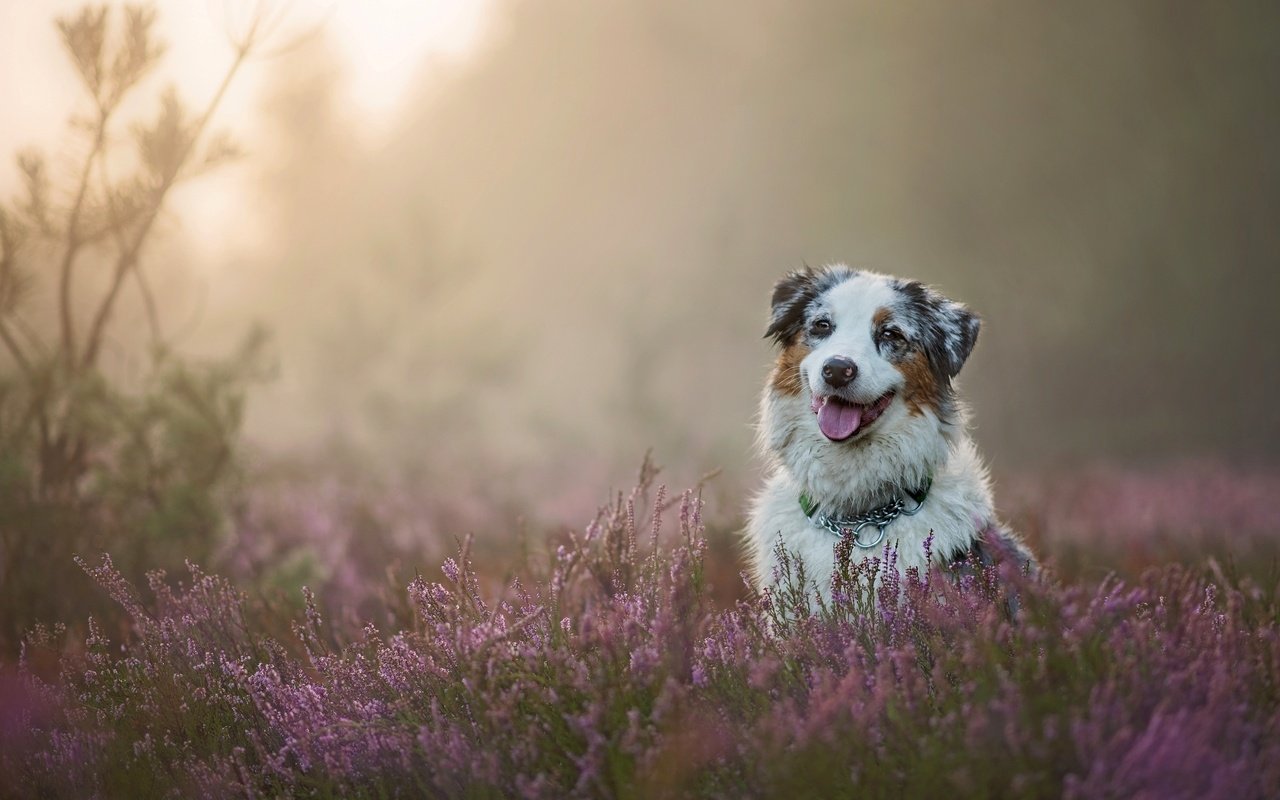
[{"left": 2, "top": 468, "right": 1279, "bottom": 798}]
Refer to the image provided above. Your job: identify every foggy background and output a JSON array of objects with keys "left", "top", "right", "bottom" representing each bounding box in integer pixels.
[{"left": 3, "top": 0, "right": 1278, "bottom": 525}]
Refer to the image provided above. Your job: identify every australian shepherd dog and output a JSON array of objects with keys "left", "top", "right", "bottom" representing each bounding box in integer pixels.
[{"left": 745, "top": 265, "right": 1034, "bottom": 600}]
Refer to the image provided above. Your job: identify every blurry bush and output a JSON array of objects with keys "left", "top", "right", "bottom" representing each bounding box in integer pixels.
[{"left": 0, "top": 5, "right": 272, "bottom": 650}]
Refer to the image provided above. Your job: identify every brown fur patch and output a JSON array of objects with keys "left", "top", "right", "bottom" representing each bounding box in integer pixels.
[
  {"left": 873, "top": 307, "right": 892, "bottom": 329},
  {"left": 896, "top": 349, "right": 944, "bottom": 416},
  {"left": 770, "top": 341, "right": 810, "bottom": 396}
]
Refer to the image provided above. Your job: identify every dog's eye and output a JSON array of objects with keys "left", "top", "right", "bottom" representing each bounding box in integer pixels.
[
  {"left": 809, "top": 318, "right": 832, "bottom": 337},
  {"left": 879, "top": 326, "right": 904, "bottom": 343}
]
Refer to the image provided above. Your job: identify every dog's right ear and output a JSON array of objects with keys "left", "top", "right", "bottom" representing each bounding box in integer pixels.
[{"left": 764, "top": 268, "right": 818, "bottom": 345}]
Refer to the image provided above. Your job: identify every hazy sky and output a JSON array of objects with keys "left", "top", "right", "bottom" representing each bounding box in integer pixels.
[
  {"left": 2, "top": 1, "right": 1277, "bottom": 516},
  {"left": 0, "top": 0, "right": 494, "bottom": 234}
]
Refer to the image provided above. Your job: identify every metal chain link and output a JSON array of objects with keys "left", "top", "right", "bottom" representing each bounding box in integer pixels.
[{"left": 811, "top": 492, "right": 925, "bottom": 549}]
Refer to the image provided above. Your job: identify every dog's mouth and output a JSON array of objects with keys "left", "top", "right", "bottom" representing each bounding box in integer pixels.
[{"left": 809, "top": 391, "right": 896, "bottom": 441}]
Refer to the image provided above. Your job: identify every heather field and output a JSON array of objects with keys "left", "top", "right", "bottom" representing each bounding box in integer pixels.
[{"left": 2, "top": 460, "right": 1279, "bottom": 798}]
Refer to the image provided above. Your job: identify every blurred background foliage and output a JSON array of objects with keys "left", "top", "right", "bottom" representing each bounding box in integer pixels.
[
  {"left": 0, "top": 1, "right": 1278, "bottom": 650},
  {"left": 0, "top": 3, "right": 272, "bottom": 646},
  {"left": 241, "top": 0, "right": 1280, "bottom": 468}
]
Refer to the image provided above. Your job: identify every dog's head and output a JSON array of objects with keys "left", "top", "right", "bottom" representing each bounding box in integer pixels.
[{"left": 764, "top": 265, "right": 980, "bottom": 447}]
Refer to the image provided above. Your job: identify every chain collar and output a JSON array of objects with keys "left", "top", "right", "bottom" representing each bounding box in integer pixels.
[{"left": 798, "top": 477, "right": 932, "bottom": 549}]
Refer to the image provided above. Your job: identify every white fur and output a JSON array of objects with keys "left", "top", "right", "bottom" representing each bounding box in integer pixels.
[
  {"left": 801, "top": 277, "right": 904, "bottom": 406},
  {"left": 744, "top": 270, "right": 1001, "bottom": 600}
]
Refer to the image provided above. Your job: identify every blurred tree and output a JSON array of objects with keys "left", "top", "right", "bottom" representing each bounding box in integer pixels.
[{"left": 0, "top": 4, "right": 275, "bottom": 649}]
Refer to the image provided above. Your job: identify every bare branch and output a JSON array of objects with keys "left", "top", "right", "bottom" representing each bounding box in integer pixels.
[
  {"left": 12, "top": 316, "right": 48, "bottom": 360},
  {"left": 81, "top": 43, "right": 251, "bottom": 368},
  {"left": 131, "top": 262, "right": 163, "bottom": 346},
  {"left": 56, "top": 6, "right": 110, "bottom": 107},
  {"left": 55, "top": 99, "right": 113, "bottom": 368},
  {"left": 52, "top": 7, "right": 117, "bottom": 363},
  {"left": 0, "top": 209, "right": 35, "bottom": 318},
  {"left": 16, "top": 151, "right": 53, "bottom": 234},
  {"left": 56, "top": 5, "right": 165, "bottom": 368},
  {"left": 96, "top": 141, "right": 162, "bottom": 346},
  {"left": 217, "top": 0, "right": 326, "bottom": 61},
  {"left": 105, "top": 4, "right": 165, "bottom": 106},
  {"left": 0, "top": 320, "right": 34, "bottom": 378}
]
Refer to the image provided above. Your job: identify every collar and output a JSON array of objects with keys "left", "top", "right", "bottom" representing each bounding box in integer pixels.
[
  {"left": 798, "top": 475, "right": 933, "bottom": 520},
  {"left": 798, "top": 476, "right": 934, "bottom": 549}
]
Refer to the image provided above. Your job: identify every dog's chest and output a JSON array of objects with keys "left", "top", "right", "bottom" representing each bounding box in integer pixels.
[{"left": 747, "top": 467, "right": 990, "bottom": 595}]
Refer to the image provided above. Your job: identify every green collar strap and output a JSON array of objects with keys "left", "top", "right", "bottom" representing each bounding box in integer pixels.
[{"left": 798, "top": 475, "right": 933, "bottom": 520}]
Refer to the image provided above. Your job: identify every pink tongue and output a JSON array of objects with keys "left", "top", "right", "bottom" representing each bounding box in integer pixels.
[{"left": 817, "top": 400, "right": 863, "bottom": 441}]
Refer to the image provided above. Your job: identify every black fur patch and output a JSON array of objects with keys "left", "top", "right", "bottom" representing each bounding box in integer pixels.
[
  {"left": 893, "top": 280, "right": 981, "bottom": 382},
  {"left": 764, "top": 265, "right": 857, "bottom": 345}
]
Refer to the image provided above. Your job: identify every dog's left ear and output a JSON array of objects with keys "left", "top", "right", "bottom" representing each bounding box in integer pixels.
[
  {"left": 931, "top": 299, "right": 981, "bottom": 380},
  {"left": 904, "top": 281, "right": 981, "bottom": 380},
  {"left": 764, "top": 268, "right": 818, "bottom": 345}
]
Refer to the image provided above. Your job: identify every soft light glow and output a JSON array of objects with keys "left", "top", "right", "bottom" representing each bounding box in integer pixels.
[
  {"left": 325, "top": 0, "right": 493, "bottom": 118},
  {"left": 0, "top": 0, "right": 495, "bottom": 194},
  {"left": 211, "top": 0, "right": 496, "bottom": 123}
]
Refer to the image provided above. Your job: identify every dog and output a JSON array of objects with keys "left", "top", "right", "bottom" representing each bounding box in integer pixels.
[{"left": 745, "top": 265, "right": 1033, "bottom": 600}]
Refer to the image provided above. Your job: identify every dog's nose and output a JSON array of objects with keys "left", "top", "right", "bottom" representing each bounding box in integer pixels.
[{"left": 821, "top": 356, "right": 858, "bottom": 389}]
